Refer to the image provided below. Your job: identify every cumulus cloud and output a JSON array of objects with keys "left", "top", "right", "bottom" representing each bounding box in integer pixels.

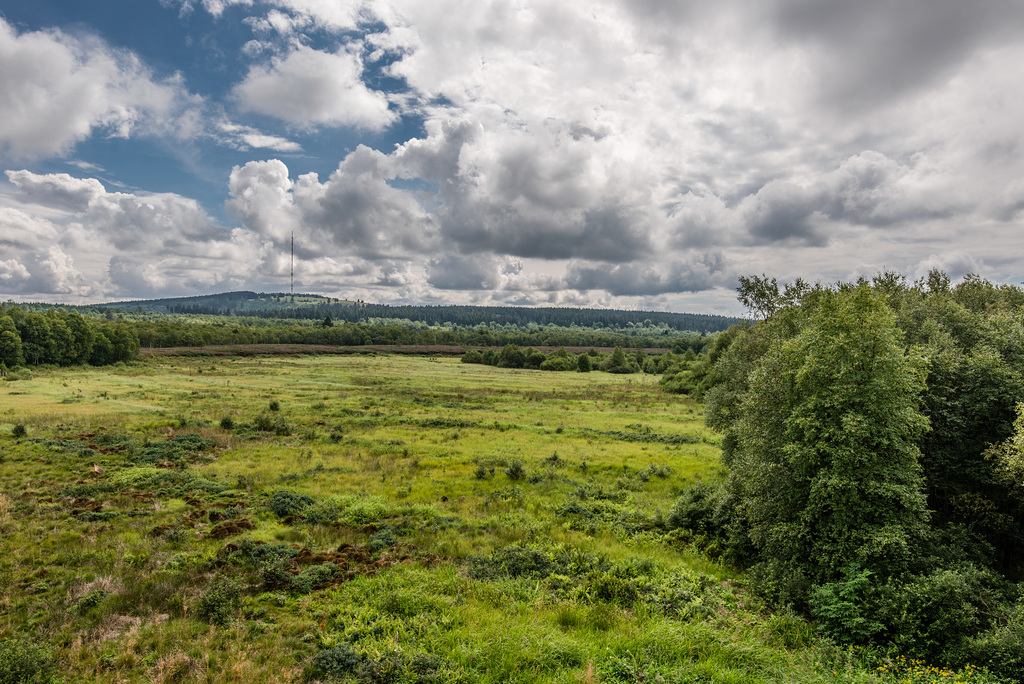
[
  {"left": 0, "top": 170, "right": 269, "bottom": 298},
  {"left": 6, "top": 0, "right": 1024, "bottom": 310},
  {"left": 229, "top": 151, "right": 436, "bottom": 257},
  {"left": 0, "top": 17, "right": 201, "bottom": 160},
  {"left": 233, "top": 45, "right": 395, "bottom": 130},
  {"left": 5, "top": 170, "right": 104, "bottom": 213}
]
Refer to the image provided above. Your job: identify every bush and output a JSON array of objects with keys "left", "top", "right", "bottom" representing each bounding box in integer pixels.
[
  {"left": 312, "top": 643, "right": 364, "bottom": 679},
  {"left": 666, "top": 482, "right": 718, "bottom": 533},
  {"left": 809, "top": 564, "right": 884, "bottom": 644},
  {"left": 342, "top": 496, "right": 390, "bottom": 526},
  {"left": 253, "top": 413, "right": 291, "bottom": 435},
  {"left": 963, "top": 601, "right": 1024, "bottom": 680},
  {"left": 460, "top": 350, "right": 483, "bottom": 364},
  {"left": 10, "top": 424, "right": 25, "bottom": 439},
  {"left": 467, "top": 545, "right": 553, "bottom": 580},
  {"left": 0, "top": 638, "right": 58, "bottom": 684},
  {"left": 267, "top": 490, "right": 314, "bottom": 518},
  {"left": 505, "top": 459, "right": 525, "bottom": 481},
  {"left": 219, "top": 416, "right": 235, "bottom": 430},
  {"left": 290, "top": 563, "right": 339, "bottom": 594},
  {"left": 575, "top": 354, "right": 592, "bottom": 372},
  {"left": 874, "top": 565, "right": 1004, "bottom": 663},
  {"left": 196, "top": 575, "right": 241, "bottom": 626}
]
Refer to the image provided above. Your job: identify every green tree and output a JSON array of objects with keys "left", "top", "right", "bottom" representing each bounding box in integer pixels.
[
  {"left": 497, "top": 343, "right": 525, "bottom": 368},
  {"left": 0, "top": 330, "right": 21, "bottom": 368},
  {"left": 730, "top": 285, "right": 930, "bottom": 596}
]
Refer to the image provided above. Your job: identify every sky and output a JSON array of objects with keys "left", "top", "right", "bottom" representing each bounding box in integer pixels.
[{"left": 1, "top": 0, "right": 1023, "bottom": 316}]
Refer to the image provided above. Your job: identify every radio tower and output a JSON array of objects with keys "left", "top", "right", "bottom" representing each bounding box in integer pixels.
[{"left": 290, "top": 231, "right": 294, "bottom": 294}]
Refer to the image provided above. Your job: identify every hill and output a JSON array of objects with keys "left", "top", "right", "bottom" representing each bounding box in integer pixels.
[{"left": 94, "top": 291, "right": 743, "bottom": 334}]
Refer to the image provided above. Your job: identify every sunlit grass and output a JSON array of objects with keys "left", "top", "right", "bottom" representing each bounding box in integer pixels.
[{"left": 2, "top": 353, "right": 990, "bottom": 683}]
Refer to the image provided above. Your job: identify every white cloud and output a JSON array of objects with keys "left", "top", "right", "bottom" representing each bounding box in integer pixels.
[
  {"left": 0, "top": 17, "right": 201, "bottom": 160},
  {"left": 233, "top": 45, "right": 395, "bottom": 130}
]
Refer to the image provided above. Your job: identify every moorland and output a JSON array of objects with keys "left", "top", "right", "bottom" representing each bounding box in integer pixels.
[{"left": 1, "top": 273, "right": 1022, "bottom": 683}]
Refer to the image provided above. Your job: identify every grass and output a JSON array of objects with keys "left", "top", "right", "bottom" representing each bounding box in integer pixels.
[{"left": 0, "top": 355, "right": 1006, "bottom": 683}]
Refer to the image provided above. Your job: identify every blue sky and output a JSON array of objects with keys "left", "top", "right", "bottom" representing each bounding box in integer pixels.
[{"left": 2, "top": 0, "right": 1024, "bottom": 314}]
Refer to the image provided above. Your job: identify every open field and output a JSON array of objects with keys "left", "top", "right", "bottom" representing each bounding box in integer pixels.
[{"left": 0, "top": 355, "right": 980, "bottom": 683}]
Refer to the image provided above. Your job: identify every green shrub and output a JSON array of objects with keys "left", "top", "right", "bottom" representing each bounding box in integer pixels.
[
  {"left": 505, "top": 459, "right": 525, "bottom": 481},
  {"left": 219, "top": 416, "right": 235, "bottom": 430},
  {"left": 468, "top": 545, "right": 553, "bottom": 580},
  {"left": 809, "top": 564, "right": 884, "bottom": 644},
  {"left": 196, "top": 574, "right": 241, "bottom": 626},
  {"left": 303, "top": 498, "right": 342, "bottom": 526},
  {"left": 253, "top": 413, "right": 290, "bottom": 435},
  {"left": 963, "top": 600, "right": 1024, "bottom": 681},
  {"left": 10, "top": 424, "right": 25, "bottom": 439},
  {"left": 268, "top": 400, "right": 280, "bottom": 412},
  {"left": 312, "top": 643, "right": 364, "bottom": 679},
  {"left": 666, "top": 482, "right": 718, "bottom": 533},
  {"left": 290, "top": 563, "right": 339, "bottom": 594},
  {"left": 875, "top": 565, "right": 1005, "bottom": 663},
  {"left": 342, "top": 496, "right": 390, "bottom": 526},
  {"left": 268, "top": 490, "right": 314, "bottom": 518},
  {"left": 0, "top": 638, "right": 58, "bottom": 684},
  {"left": 577, "top": 354, "right": 592, "bottom": 372},
  {"left": 460, "top": 350, "right": 483, "bottom": 364}
]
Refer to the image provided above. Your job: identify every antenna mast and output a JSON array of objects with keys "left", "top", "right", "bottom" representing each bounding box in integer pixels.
[{"left": 290, "top": 231, "right": 294, "bottom": 295}]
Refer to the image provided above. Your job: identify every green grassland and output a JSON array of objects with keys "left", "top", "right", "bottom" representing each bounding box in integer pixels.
[{"left": 0, "top": 355, "right": 996, "bottom": 683}]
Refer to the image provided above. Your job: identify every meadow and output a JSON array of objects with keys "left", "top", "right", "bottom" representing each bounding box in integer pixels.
[{"left": 0, "top": 353, "right": 999, "bottom": 683}]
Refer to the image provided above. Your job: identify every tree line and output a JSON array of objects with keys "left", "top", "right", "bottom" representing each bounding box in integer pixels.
[
  {"left": 0, "top": 306, "right": 139, "bottom": 369},
  {"left": 128, "top": 318, "right": 709, "bottom": 353},
  {"left": 666, "top": 271, "right": 1024, "bottom": 677}
]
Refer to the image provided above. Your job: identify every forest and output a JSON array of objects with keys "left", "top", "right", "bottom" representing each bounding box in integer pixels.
[
  {"left": 41, "top": 291, "right": 741, "bottom": 336},
  {"left": 0, "top": 307, "right": 139, "bottom": 370},
  {"left": 665, "top": 271, "right": 1024, "bottom": 677}
]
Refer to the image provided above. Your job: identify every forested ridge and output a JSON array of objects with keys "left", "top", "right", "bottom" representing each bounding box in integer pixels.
[
  {"left": 667, "top": 271, "right": 1024, "bottom": 678},
  {"left": 45, "top": 291, "right": 741, "bottom": 335}
]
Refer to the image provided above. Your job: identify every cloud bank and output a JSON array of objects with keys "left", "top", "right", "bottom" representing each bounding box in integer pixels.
[{"left": 2, "top": 1, "right": 1024, "bottom": 313}]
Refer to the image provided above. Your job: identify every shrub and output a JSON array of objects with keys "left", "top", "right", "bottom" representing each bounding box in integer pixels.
[
  {"left": 10, "top": 424, "right": 25, "bottom": 439},
  {"left": 219, "top": 416, "right": 235, "bottom": 430},
  {"left": 312, "top": 643, "right": 364, "bottom": 679},
  {"left": 460, "top": 350, "right": 483, "bottom": 364},
  {"left": 267, "top": 490, "right": 314, "bottom": 518},
  {"left": 577, "top": 354, "right": 592, "bottom": 372},
  {"left": 268, "top": 400, "right": 280, "bottom": 412},
  {"left": 809, "top": 564, "right": 884, "bottom": 644},
  {"left": 505, "top": 459, "right": 525, "bottom": 481},
  {"left": 964, "top": 601, "right": 1024, "bottom": 681},
  {"left": 342, "top": 496, "right": 390, "bottom": 526},
  {"left": 196, "top": 575, "right": 241, "bottom": 626},
  {"left": 468, "top": 545, "right": 552, "bottom": 580},
  {"left": 0, "top": 638, "right": 58, "bottom": 684},
  {"left": 290, "top": 563, "right": 339, "bottom": 594},
  {"left": 666, "top": 482, "right": 718, "bottom": 533},
  {"left": 303, "top": 499, "right": 343, "bottom": 526}
]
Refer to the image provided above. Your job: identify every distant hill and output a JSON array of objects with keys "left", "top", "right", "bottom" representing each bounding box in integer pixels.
[{"left": 37, "top": 291, "right": 744, "bottom": 335}]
